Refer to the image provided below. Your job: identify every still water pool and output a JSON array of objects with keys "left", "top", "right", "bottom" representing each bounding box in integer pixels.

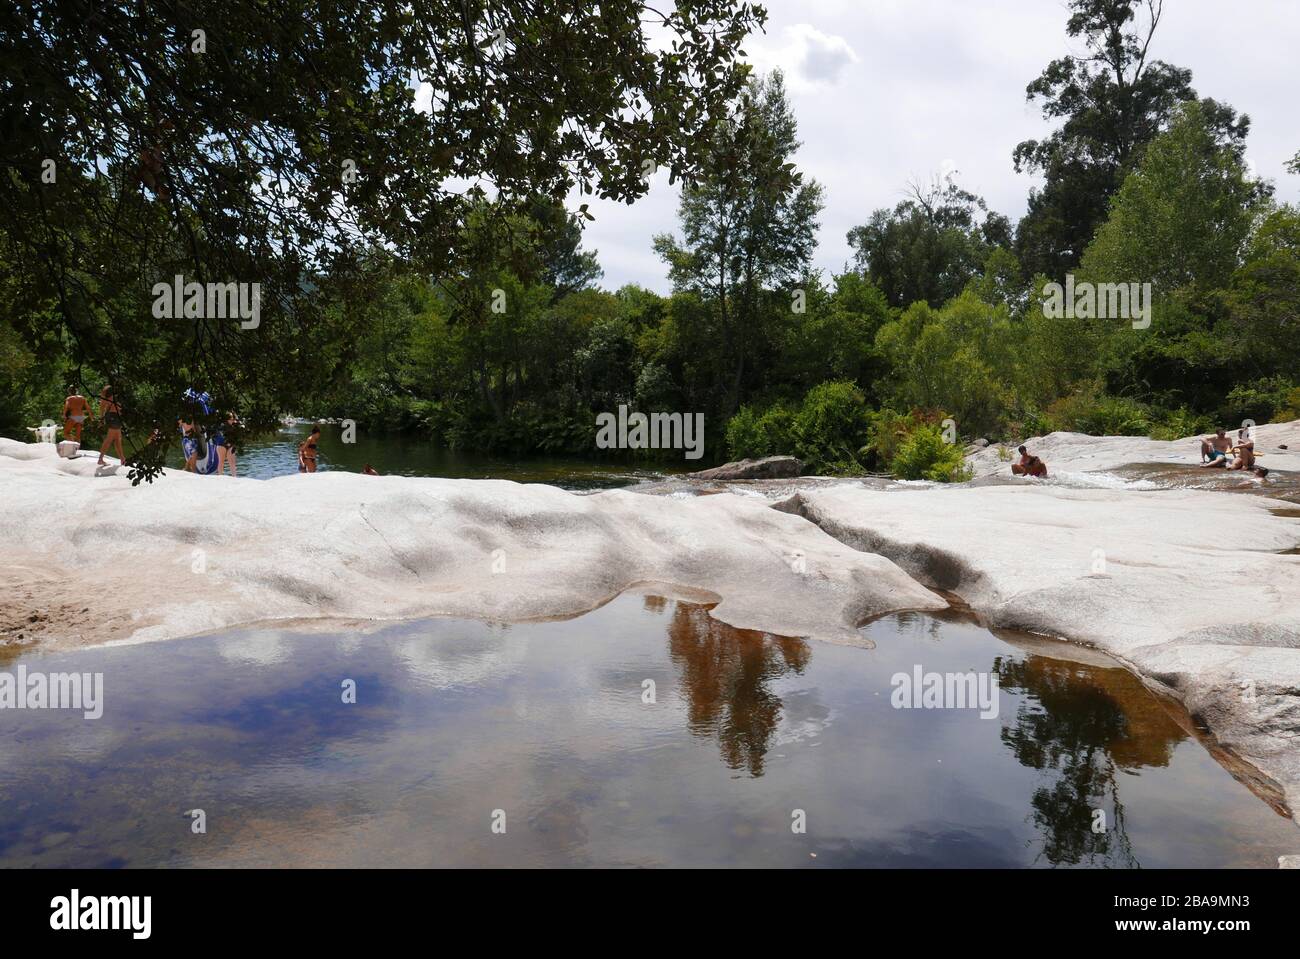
[
  {"left": 1, "top": 593, "right": 1293, "bottom": 868},
  {"left": 202, "top": 421, "right": 675, "bottom": 489}
]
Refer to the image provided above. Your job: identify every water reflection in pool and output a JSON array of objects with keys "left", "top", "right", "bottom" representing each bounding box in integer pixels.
[
  {"left": 205, "top": 420, "right": 673, "bottom": 489},
  {"left": 0, "top": 593, "right": 1293, "bottom": 868}
]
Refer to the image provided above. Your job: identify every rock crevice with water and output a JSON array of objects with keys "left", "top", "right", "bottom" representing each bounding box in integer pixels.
[{"left": 781, "top": 481, "right": 1300, "bottom": 824}]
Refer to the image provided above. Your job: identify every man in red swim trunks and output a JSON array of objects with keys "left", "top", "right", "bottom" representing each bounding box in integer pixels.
[{"left": 1011, "top": 445, "right": 1047, "bottom": 478}]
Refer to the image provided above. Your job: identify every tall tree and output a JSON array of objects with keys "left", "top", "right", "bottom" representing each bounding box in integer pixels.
[
  {"left": 847, "top": 172, "right": 1010, "bottom": 309},
  {"left": 1080, "top": 101, "right": 1259, "bottom": 295},
  {"left": 653, "top": 70, "right": 823, "bottom": 416},
  {"left": 0, "top": 0, "right": 763, "bottom": 476},
  {"left": 1013, "top": 0, "right": 1250, "bottom": 278}
]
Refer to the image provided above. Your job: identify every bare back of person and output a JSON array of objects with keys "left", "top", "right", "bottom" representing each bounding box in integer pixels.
[{"left": 63, "top": 392, "right": 90, "bottom": 442}]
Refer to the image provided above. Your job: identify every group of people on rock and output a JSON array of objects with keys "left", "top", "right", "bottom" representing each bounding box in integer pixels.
[
  {"left": 62, "top": 385, "right": 1271, "bottom": 484},
  {"left": 60, "top": 385, "right": 124, "bottom": 468},
  {"left": 59, "top": 390, "right": 376, "bottom": 478},
  {"left": 1199, "top": 427, "right": 1269, "bottom": 477},
  {"left": 1007, "top": 426, "right": 1272, "bottom": 481}
]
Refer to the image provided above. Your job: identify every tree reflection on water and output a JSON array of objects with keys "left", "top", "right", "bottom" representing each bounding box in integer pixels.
[
  {"left": 660, "top": 599, "right": 811, "bottom": 777},
  {"left": 995, "top": 650, "right": 1185, "bottom": 867}
]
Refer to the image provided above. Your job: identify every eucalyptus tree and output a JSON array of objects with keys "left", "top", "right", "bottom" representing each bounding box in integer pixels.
[
  {"left": 1013, "top": 0, "right": 1250, "bottom": 278},
  {"left": 653, "top": 69, "right": 823, "bottom": 417}
]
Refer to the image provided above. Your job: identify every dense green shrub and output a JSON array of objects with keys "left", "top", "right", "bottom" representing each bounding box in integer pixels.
[
  {"left": 1150, "top": 407, "right": 1211, "bottom": 441},
  {"left": 862, "top": 408, "right": 919, "bottom": 470},
  {"left": 725, "top": 403, "right": 797, "bottom": 460},
  {"left": 891, "top": 424, "right": 972, "bottom": 482},
  {"left": 1043, "top": 388, "right": 1152, "bottom": 436},
  {"left": 792, "top": 380, "right": 870, "bottom": 474},
  {"left": 1221, "top": 377, "right": 1298, "bottom": 426}
]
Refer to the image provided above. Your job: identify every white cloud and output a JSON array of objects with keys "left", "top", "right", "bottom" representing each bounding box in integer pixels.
[
  {"left": 556, "top": 2, "right": 1300, "bottom": 293},
  {"left": 747, "top": 23, "right": 860, "bottom": 89}
]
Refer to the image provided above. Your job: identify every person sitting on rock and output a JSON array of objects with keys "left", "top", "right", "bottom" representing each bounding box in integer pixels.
[
  {"left": 1230, "top": 428, "right": 1254, "bottom": 469},
  {"left": 1012, "top": 446, "right": 1047, "bottom": 478},
  {"left": 1206, "top": 428, "right": 1268, "bottom": 475},
  {"left": 1200, "top": 429, "right": 1232, "bottom": 465}
]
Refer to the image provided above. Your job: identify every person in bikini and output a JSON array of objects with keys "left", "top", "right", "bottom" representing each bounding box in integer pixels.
[
  {"left": 1011, "top": 445, "right": 1047, "bottom": 478},
  {"left": 1227, "top": 427, "right": 1270, "bottom": 477},
  {"left": 97, "top": 385, "right": 125, "bottom": 467},
  {"left": 298, "top": 425, "right": 321, "bottom": 473},
  {"left": 1200, "top": 429, "right": 1233, "bottom": 466},
  {"left": 214, "top": 411, "right": 240, "bottom": 477},
  {"left": 62, "top": 387, "right": 92, "bottom": 443}
]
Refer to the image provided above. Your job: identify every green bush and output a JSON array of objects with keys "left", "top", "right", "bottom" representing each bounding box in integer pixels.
[
  {"left": 792, "top": 380, "right": 870, "bottom": 474},
  {"left": 1150, "top": 407, "right": 1211, "bottom": 441},
  {"left": 891, "top": 424, "right": 972, "bottom": 482},
  {"left": 1221, "top": 377, "right": 1297, "bottom": 426},
  {"left": 1278, "top": 388, "right": 1300, "bottom": 422},
  {"left": 725, "top": 403, "right": 797, "bottom": 460},
  {"left": 1043, "top": 388, "right": 1152, "bottom": 436},
  {"left": 862, "top": 408, "right": 918, "bottom": 470},
  {"left": 1086, "top": 397, "right": 1154, "bottom": 436}
]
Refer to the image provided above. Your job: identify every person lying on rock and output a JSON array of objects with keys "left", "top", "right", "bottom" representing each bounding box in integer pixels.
[
  {"left": 1011, "top": 446, "right": 1047, "bottom": 478},
  {"left": 1199, "top": 429, "right": 1232, "bottom": 465}
]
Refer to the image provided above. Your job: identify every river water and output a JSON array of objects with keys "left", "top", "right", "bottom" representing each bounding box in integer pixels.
[
  {"left": 210, "top": 421, "right": 678, "bottom": 489},
  {"left": 1, "top": 593, "right": 1293, "bottom": 868},
  {"left": 207, "top": 424, "right": 1300, "bottom": 505}
]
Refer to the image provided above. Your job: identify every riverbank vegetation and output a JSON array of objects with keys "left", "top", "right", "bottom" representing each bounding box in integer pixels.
[{"left": 2, "top": 1, "right": 1297, "bottom": 482}]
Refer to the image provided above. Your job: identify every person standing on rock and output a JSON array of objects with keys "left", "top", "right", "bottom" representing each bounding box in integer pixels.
[
  {"left": 96, "top": 385, "right": 125, "bottom": 467},
  {"left": 62, "top": 386, "right": 92, "bottom": 444},
  {"left": 1011, "top": 446, "right": 1047, "bottom": 478},
  {"left": 214, "top": 411, "right": 240, "bottom": 477}
]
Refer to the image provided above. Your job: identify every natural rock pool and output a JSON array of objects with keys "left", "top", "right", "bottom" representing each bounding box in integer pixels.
[{"left": 2, "top": 592, "right": 1293, "bottom": 868}]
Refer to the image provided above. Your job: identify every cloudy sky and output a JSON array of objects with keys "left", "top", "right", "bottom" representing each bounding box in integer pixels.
[{"left": 577, "top": 0, "right": 1300, "bottom": 293}]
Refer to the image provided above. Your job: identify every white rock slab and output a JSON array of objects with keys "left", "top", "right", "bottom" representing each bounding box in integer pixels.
[
  {"left": 966, "top": 421, "right": 1300, "bottom": 478},
  {"left": 0, "top": 438, "right": 942, "bottom": 651}
]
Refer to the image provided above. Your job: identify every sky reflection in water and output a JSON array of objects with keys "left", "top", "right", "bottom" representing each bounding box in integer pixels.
[{"left": 0, "top": 593, "right": 1294, "bottom": 868}]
